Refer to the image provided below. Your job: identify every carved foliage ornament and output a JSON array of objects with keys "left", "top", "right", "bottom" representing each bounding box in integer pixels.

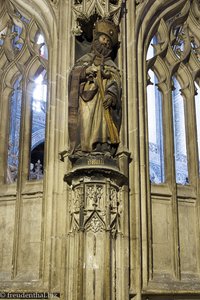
[{"left": 72, "top": 0, "right": 123, "bottom": 35}]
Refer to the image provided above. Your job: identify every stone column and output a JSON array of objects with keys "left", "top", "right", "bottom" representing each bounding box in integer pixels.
[{"left": 64, "top": 154, "right": 127, "bottom": 300}]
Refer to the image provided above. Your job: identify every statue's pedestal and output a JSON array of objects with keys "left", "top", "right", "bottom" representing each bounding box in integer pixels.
[
  {"left": 64, "top": 155, "right": 127, "bottom": 300},
  {"left": 65, "top": 154, "right": 127, "bottom": 186}
]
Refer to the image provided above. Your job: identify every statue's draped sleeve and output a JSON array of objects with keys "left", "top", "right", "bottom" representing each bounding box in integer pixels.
[{"left": 68, "top": 66, "right": 84, "bottom": 150}]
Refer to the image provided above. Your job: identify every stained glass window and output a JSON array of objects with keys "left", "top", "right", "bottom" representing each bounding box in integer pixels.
[
  {"left": 7, "top": 77, "right": 22, "bottom": 183},
  {"left": 1, "top": 15, "right": 48, "bottom": 183},
  {"left": 147, "top": 70, "right": 165, "bottom": 183},
  {"left": 172, "top": 76, "right": 189, "bottom": 184},
  {"left": 29, "top": 69, "right": 47, "bottom": 180},
  {"left": 146, "top": 36, "right": 157, "bottom": 60},
  {"left": 36, "top": 33, "right": 48, "bottom": 59}
]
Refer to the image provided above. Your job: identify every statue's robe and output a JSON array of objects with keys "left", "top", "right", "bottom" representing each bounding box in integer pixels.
[{"left": 68, "top": 52, "right": 121, "bottom": 155}]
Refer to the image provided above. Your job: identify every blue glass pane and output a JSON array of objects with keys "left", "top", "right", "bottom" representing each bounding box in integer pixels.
[
  {"left": 172, "top": 77, "right": 189, "bottom": 184},
  {"left": 13, "top": 24, "right": 23, "bottom": 50},
  {"left": 147, "top": 70, "right": 165, "bottom": 183},
  {"left": 195, "top": 82, "right": 200, "bottom": 175},
  {"left": 29, "top": 70, "right": 47, "bottom": 180},
  {"left": 7, "top": 77, "right": 22, "bottom": 183},
  {"left": 0, "top": 33, "right": 4, "bottom": 45},
  {"left": 21, "top": 16, "right": 30, "bottom": 24},
  {"left": 146, "top": 36, "right": 157, "bottom": 60}
]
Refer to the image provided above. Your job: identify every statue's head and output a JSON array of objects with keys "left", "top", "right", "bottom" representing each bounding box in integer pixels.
[
  {"left": 92, "top": 19, "right": 119, "bottom": 56},
  {"left": 94, "top": 19, "right": 119, "bottom": 46}
]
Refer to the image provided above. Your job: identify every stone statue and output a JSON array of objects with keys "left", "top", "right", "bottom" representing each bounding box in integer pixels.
[{"left": 68, "top": 19, "right": 122, "bottom": 159}]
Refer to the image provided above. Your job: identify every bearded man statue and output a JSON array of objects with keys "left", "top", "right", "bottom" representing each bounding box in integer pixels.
[{"left": 68, "top": 19, "right": 122, "bottom": 159}]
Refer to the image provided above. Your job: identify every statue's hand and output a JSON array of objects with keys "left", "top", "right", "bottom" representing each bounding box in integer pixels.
[
  {"left": 86, "top": 65, "right": 98, "bottom": 77},
  {"left": 103, "top": 95, "right": 114, "bottom": 109}
]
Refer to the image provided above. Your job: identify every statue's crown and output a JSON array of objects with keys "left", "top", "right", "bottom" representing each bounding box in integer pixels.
[{"left": 94, "top": 19, "right": 119, "bottom": 46}]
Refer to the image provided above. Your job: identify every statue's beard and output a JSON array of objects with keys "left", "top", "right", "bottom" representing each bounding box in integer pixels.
[{"left": 92, "top": 39, "right": 111, "bottom": 57}]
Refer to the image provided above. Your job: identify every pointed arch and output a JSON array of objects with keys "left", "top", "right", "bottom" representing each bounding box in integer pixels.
[
  {"left": 129, "top": 0, "right": 200, "bottom": 293},
  {"left": 0, "top": 0, "right": 58, "bottom": 287}
]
